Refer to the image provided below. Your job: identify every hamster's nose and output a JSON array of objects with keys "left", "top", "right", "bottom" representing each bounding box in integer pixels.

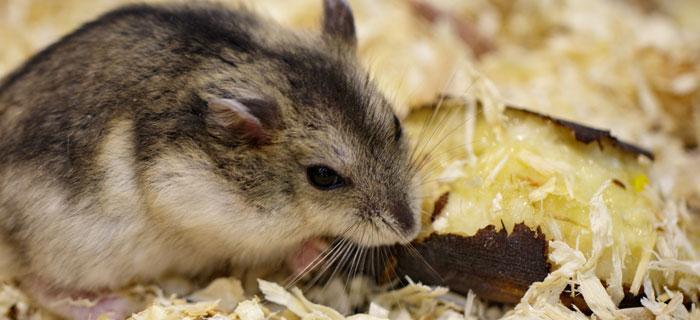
[{"left": 391, "top": 201, "right": 416, "bottom": 236}]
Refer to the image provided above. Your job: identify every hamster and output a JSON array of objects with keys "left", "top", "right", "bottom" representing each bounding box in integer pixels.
[{"left": 0, "top": 0, "right": 421, "bottom": 318}]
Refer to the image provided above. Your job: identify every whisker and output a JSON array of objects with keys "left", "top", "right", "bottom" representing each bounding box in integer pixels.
[
  {"left": 403, "top": 242, "right": 444, "bottom": 284},
  {"left": 376, "top": 245, "right": 403, "bottom": 309},
  {"left": 407, "top": 72, "right": 468, "bottom": 172},
  {"left": 417, "top": 109, "right": 482, "bottom": 169},
  {"left": 305, "top": 236, "right": 352, "bottom": 290},
  {"left": 285, "top": 237, "right": 349, "bottom": 287},
  {"left": 358, "top": 241, "right": 369, "bottom": 281},
  {"left": 407, "top": 94, "right": 484, "bottom": 186},
  {"left": 410, "top": 105, "right": 483, "bottom": 175},
  {"left": 387, "top": 246, "right": 406, "bottom": 287},
  {"left": 408, "top": 91, "right": 449, "bottom": 165},
  {"left": 344, "top": 238, "right": 362, "bottom": 291},
  {"left": 321, "top": 233, "right": 357, "bottom": 291},
  {"left": 384, "top": 221, "right": 444, "bottom": 285},
  {"left": 409, "top": 99, "right": 455, "bottom": 171},
  {"left": 305, "top": 223, "right": 358, "bottom": 290},
  {"left": 285, "top": 224, "right": 357, "bottom": 288}
]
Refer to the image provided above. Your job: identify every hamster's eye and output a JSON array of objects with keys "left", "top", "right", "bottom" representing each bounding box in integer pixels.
[{"left": 307, "top": 166, "right": 345, "bottom": 190}]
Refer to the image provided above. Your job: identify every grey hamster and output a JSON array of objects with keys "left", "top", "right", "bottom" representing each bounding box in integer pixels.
[{"left": 0, "top": 0, "right": 420, "bottom": 318}]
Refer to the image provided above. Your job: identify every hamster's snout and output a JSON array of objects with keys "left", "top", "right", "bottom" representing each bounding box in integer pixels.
[{"left": 391, "top": 201, "right": 416, "bottom": 236}]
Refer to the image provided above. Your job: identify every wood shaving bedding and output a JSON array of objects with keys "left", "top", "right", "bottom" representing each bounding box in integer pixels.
[{"left": 1, "top": 0, "right": 700, "bottom": 319}]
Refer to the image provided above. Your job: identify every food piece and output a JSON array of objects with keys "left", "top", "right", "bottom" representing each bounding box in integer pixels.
[
  {"left": 395, "top": 97, "right": 672, "bottom": 304},
  {"left": 395, "top": 224, "right": 549, "bottom": 303}
]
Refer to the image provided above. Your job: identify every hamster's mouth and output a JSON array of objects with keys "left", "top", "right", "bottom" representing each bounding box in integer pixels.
[
  {"left": 286, "top": 235, "right": 409, "bottom": 283},
  {"left": 285, "top": 215, "right": 420, "bottom": 279},
  {"left": 341, "top": 221, "right": 418, "bottom": 247}
]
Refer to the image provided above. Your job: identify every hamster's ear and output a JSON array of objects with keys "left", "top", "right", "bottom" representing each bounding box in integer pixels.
[
  {"left": 206, "top": 98, "right": 279, "bottom": 146},
  {"left": 322, "top": 0, "right": 357, "bottom": 48}
]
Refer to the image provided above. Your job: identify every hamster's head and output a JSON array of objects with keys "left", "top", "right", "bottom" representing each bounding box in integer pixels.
[{"left": 191, "top": 0, "right": 421, "bottom": 247}]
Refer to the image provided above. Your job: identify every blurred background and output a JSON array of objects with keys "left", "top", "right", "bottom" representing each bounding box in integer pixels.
[{"left": 1, "top": 0, "right": 699, "bottom": 210}]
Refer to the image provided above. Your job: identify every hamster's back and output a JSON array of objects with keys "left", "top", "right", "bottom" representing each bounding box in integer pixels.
[
  {"left": 0, "top": 4, "right": 265, "bottom": 191},
  {"left": 0, "top": 3, "right": 285, "bottom": 289}
]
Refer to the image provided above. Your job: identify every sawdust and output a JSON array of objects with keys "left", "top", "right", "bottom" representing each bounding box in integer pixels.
[{"left": 1, "top": 0, "right": 700, "bottom": 319}]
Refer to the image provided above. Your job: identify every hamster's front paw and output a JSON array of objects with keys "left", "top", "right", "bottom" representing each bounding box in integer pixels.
[
  {"left": 286, "top": 238, "right": 329, "bottom": 277},
  {"left": 21, "top": 277, "right": 142, "bottom": 320}
]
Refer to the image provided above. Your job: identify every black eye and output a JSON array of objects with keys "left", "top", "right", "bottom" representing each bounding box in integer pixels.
[{"left": 307, "top": 166, "right": 345, "bottom": 190}]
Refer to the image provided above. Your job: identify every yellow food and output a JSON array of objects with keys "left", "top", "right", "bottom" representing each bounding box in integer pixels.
[{"left": 404, "top": 98, "right": 698, "bottom": 301}]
